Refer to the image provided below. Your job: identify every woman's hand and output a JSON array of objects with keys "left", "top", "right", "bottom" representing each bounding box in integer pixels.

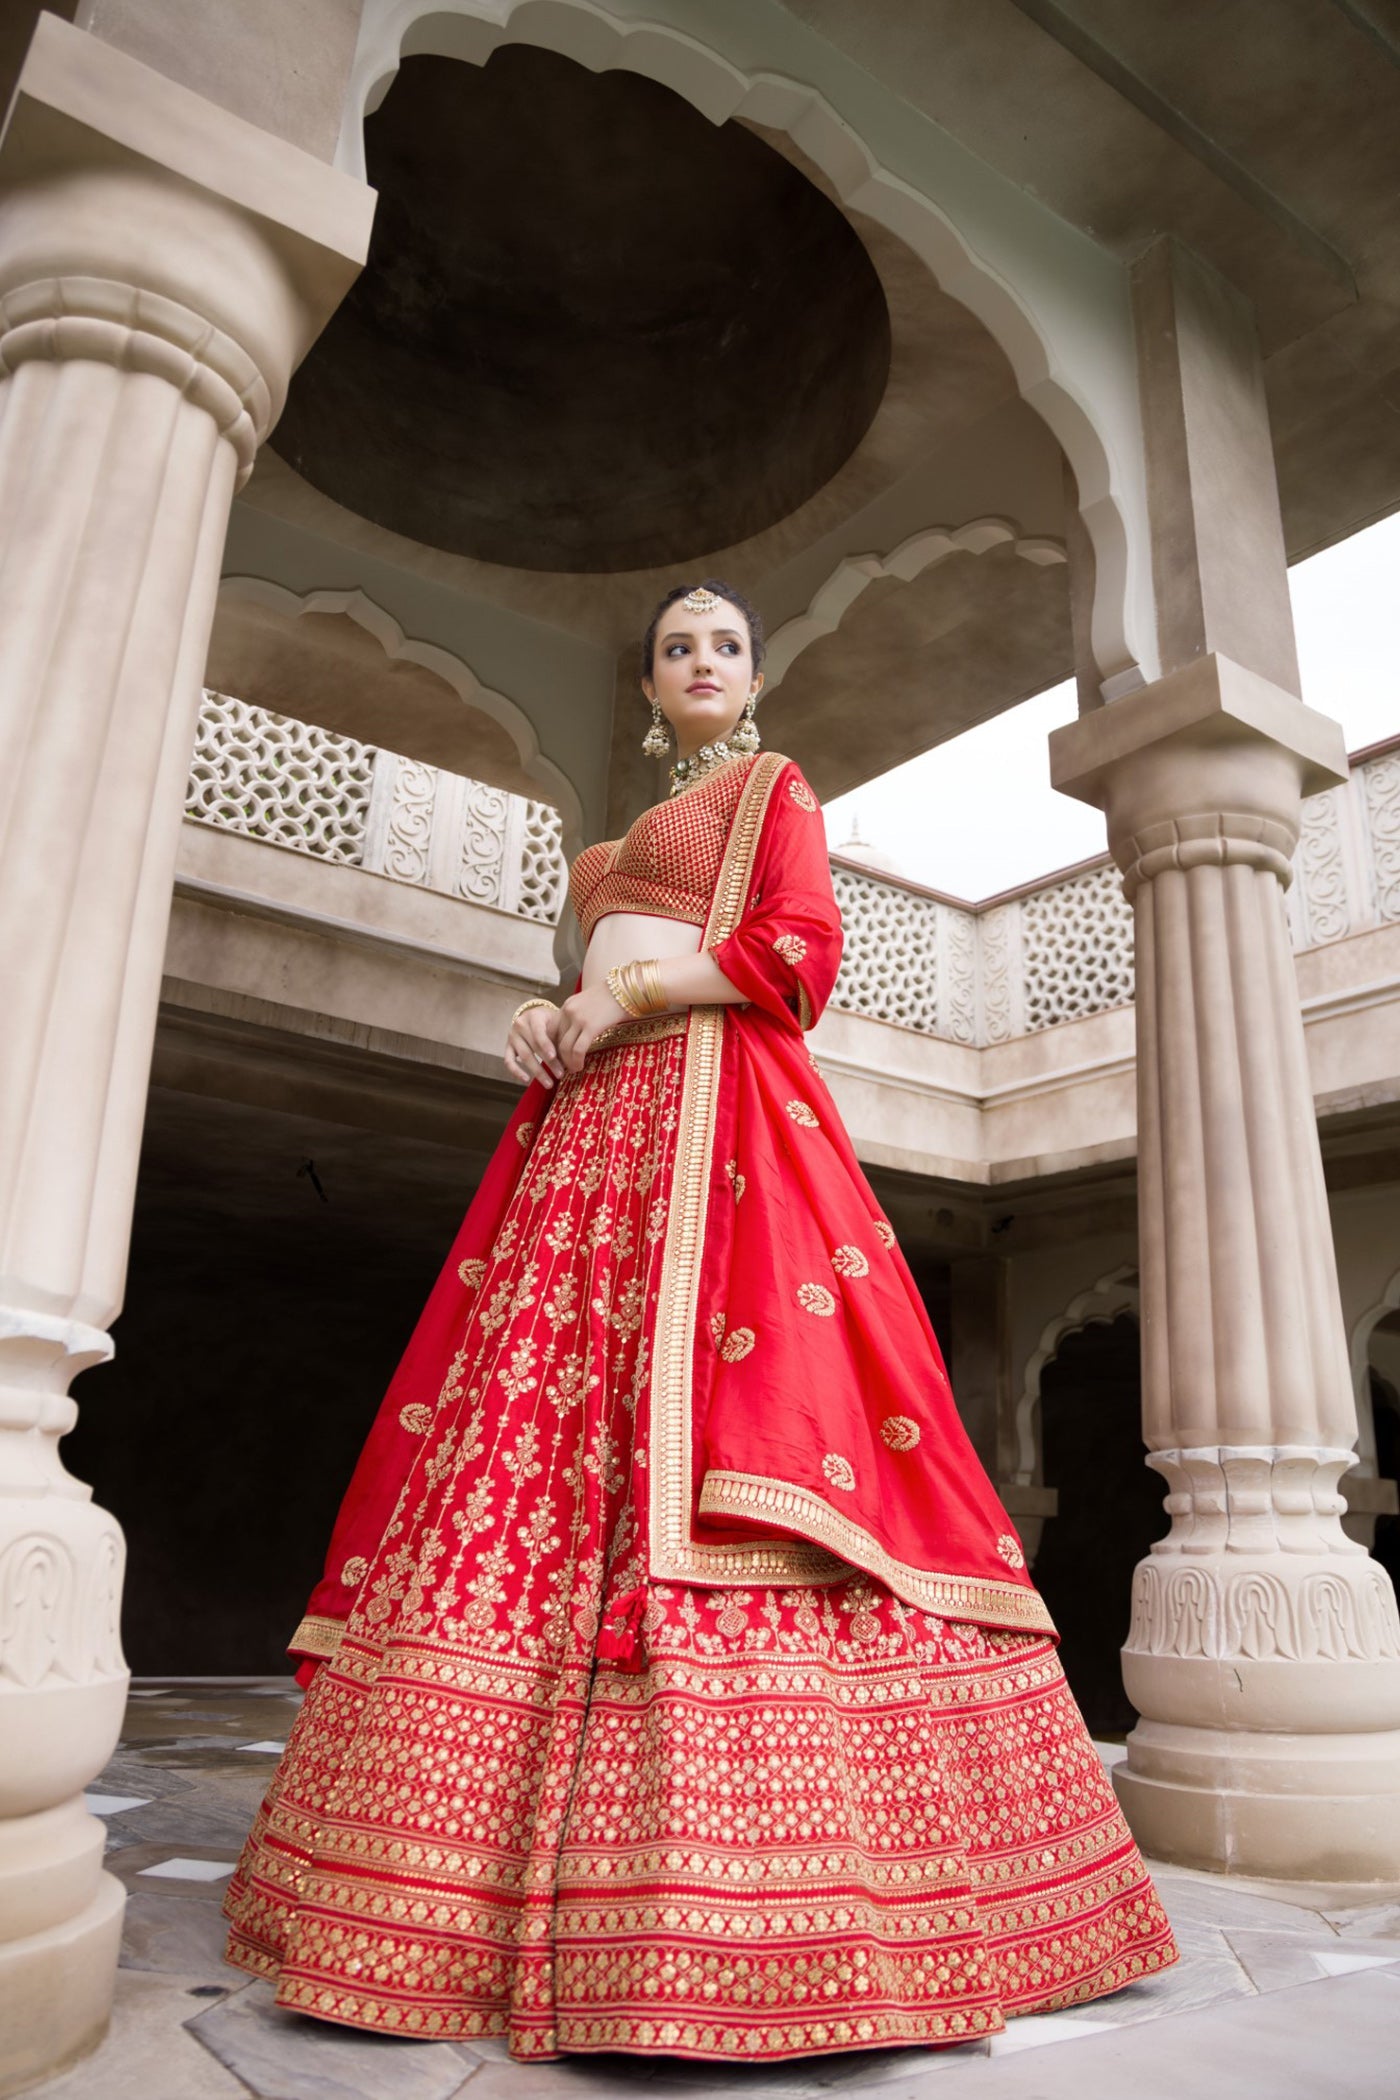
[
  {"left": 555, "top": 981, "right": 631, "bottom": 1073},
  {"left": 504, "top": 1003, "right": 567, "bottom": 1088}
]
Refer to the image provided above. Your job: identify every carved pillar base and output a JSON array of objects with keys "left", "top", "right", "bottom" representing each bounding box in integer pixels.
[
  {"left": 1116, "top": 1446, "right": 1400, "bottom": 1879},
  {"left": 1053, "top": 655, "right": 1400, "bottom": 1884}
]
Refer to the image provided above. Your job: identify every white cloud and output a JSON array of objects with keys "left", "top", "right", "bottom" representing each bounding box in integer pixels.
[{"left": 821, "top": 514, "right": 1400, "bottom": 902}]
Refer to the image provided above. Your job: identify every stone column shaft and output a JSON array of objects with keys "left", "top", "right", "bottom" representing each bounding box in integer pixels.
[
  {"left": 1054, "top": 654, "right": 1400, "bottom": 1883},
  {"left": 0, "top": 349, "right": 237, "bottom": 1323},
  {"left": 1136, "top": 842, "right": 1355, "bottom": 1454},
  {"left": 0, "top": 18, "right": 371, "bottom": 2091}
]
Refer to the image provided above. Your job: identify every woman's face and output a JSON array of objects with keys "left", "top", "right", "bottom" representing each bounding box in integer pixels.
[{"left": 643, "top": 598, "right": 762, "bottom": 758}]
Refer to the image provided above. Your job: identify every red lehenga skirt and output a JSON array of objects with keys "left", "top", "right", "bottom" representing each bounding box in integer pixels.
[{"left": 224, "top": 1021, "right": 1177, "bottom": 2060}]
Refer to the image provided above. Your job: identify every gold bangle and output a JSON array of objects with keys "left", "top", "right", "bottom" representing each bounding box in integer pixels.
[
  {"left": 606, "top": 965, "right": 647, "bottom": 1019},
  {"left": 631, "top": 959, "right": 667, "bottom": 1017},
  {"left": 511, "top": 996, "right": 559, "bottom": 1027},
  {"left": 641, "top": 957, "right": 669, "bottom": 1014},
  {"left": 624, "top": 961, "right": 650, "bottom": 1014}
]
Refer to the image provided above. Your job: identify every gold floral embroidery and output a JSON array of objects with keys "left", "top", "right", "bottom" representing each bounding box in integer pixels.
[
  {"left": 797, "top": 1281, "right": 837, "bottom": 1317},
  {"left": 720, "top": 1325, "right": 756, "bottom": 1363},
  {"left": 497, "top": 1338, "right": 539, "bottom": 1402},
  {"left": 880, "top": 1416, "right": 921, "bottom": 1452},
  {"left": 709, "top": 1310, "right": 727, "bottom": 1349},
  {"left": 787, "top": 776, "right": 819, "bottom": 812},
  {"left": 723, "top": 1158, "right": 746, "bottom": 1202},
  {"left": 831, "top": 1244, "right": 869, "bottom": 1278},
  {"left": 998, "top": 1533, "right": 1026, "bottom": 1570},
  {"left": 232, "top": 1585, "right": 1173, "bottom": 2057},
  {"left": 874, "top": 1219, "right": 896, "bottom": 1247},
  {"left": 458, "top": 1257, "right": 487, "bottom": 1287},
  {"left": 398, "top": 1403, "right": 435, "bottom": 1435},
  {"left": 784, "top": 1099, "right": 819, "bottom": 1127},
  {"left": 515, "top": 1120, "right": 536, "bottom": 1149},
  {"left": 339, "top": 1556, "right": 368, "bottom": 1589},
  {"left": 822, "top": 1452, "right": 856, "bottom": 1491},
  {"left": 772, "top": 932, "right": 807, "bottom": 965}
]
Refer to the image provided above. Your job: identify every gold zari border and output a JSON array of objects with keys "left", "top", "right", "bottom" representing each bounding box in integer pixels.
[
  {"left": 291, "top": 1613, "right": 346, "bottom": 1659},
  {"left": 588, "top": 1011, "right": 689, "bottom": 1052},
  {"left": 698, "top": 1471, "right": 1057, "bottom": 1633},
  {"left": 650, "top": 753, "right": 846, "bottom": 1590}
]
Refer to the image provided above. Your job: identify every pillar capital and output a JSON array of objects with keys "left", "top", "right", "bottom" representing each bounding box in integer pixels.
[
  {"left": 0, "top": 13, "right": 373, "bottom": 474},
  {"left": 1049, "top": 654, "right": 1348, "bottom": 872}
]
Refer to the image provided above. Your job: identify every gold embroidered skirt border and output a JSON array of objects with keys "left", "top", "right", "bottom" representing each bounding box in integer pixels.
[{"left": 225, "top": 1595, "right": 1177, "bottom": 2060}]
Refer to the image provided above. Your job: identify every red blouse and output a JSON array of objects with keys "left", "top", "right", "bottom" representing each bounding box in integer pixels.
[{"left": 568, "top": 757, "right": 756, "bottom": 945}]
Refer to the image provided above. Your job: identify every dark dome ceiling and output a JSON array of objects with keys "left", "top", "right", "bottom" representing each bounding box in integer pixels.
[{"left": 273, "top": 47, "right": 892, "bottom": 573}]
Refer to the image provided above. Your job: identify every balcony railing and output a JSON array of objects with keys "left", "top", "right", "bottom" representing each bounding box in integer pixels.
[
  {"left": 186, "top": 692, "right": 1400, "bottom": 1046},
  {"left": 187, "top": 690, "right": 566, "bottom": 925}
]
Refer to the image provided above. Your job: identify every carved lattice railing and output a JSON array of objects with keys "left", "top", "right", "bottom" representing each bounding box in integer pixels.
[
  {"left": 186, "top": 696, "right": 1400, "bottom": 1043},
  {"left": 825, "top": 732, "right": 1400, "bottom": 1041},
  {"left": 188, "top": 691, "right": 566, "bottom": 925}
]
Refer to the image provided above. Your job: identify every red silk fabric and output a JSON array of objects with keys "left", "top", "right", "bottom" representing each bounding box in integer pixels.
[
  {"left": 226, "top": 798, "right": 1179, "bottom": 2054},
  {"left": 289, "top": 754, "right": 1048, "bottom": 1670}
]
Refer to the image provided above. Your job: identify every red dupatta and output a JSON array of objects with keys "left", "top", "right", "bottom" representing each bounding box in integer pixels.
[
  {"left": 290, "top": 752, "right": 1052, "bottom": 1671},
  {"left": 648, "top": 753, "right": 1051, "bottom": 1633}
]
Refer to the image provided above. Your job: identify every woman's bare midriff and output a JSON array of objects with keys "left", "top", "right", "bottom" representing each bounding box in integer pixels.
[{"left": 581, "top": 911, "right": 703, "bottom": 998}]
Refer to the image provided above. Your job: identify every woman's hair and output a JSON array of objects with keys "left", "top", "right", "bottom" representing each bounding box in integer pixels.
[{"left": 641, "top": 578, "right": 766, "bottom": 685}]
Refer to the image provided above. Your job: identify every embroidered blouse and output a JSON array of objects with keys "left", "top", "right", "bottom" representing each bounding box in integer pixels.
[{"left": 568, "top": 757, "right": 755, "bottom": 946}]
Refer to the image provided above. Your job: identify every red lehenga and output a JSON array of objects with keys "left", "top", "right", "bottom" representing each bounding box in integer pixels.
[{"left": 224, "top": 750, "right": 1177, "bottom": 2059}]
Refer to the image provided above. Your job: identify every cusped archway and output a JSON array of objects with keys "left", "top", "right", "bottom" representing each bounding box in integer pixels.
[
  {"left": 280, "top": 45, "right": 892, "bottom": 575},
  {"left": 335, "top": 0, "right": 1156, "bottom": 694}
]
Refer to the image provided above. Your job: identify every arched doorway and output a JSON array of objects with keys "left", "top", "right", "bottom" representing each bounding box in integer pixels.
[
  {"left": 1370, "top": 1308, "right": 1400, "bottom": 1605},
  {"left": 1030, "top": 1312, "right": 1167, "bottom": 1736}
]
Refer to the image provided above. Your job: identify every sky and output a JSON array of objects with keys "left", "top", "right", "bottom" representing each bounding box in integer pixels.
[{"left": 820, "top": 510, "right": 1400, "bottom": 901}]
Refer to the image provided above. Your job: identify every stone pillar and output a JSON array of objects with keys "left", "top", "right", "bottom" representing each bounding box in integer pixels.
[
  {"left": 1051, "top": 233, "right": 1400, "bottom": 1883},
  {"left": 0, "top": 18, "right": 371, "bottom": 2092}
]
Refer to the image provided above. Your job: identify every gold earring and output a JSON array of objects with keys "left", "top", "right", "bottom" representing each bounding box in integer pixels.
[
  {"left": 641, "top": 697, "right": 671, "bottom": 758},
  {"left": 730, "top": 695, "right": 761, "bottom": 756}
]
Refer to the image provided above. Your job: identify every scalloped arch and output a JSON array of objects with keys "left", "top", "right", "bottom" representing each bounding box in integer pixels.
[
  {"left": 339, "top": 0, "right": 1153, "bottom": 690},
  {"left": 763, "top": 519, "right": 1066, "bottom": 692},
  {"left": 1013, "top": 1264, "right": 1141, "bottom": 1486},
  {"left": 215, "top": 576, "right": 585, "bottom": 851}
]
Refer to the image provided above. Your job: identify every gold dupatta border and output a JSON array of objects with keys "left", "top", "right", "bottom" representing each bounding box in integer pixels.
[
  {"left": 648, "top": 752, "right": 846, "bottom": 1590},
  {"left": 291, "top": 1612, "right": 345, "bottom": 1659},
  {"left": 698, "top": 1472, "right": 1058, "bottom": 1633}
]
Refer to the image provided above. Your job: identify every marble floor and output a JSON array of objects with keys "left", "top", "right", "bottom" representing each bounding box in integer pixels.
[{"left": 31, "top": 1680, "right": 1400, "bottom": 2100}]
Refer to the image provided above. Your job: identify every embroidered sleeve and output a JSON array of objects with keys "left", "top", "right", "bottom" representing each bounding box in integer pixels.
[{"left": 708, "top": 760, "right": 844, "bottom": 1032}]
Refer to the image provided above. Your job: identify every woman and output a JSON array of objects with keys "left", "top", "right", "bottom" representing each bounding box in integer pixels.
[{"left": 224, "top": 580, "right": 1177, "bottom": 2062}]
